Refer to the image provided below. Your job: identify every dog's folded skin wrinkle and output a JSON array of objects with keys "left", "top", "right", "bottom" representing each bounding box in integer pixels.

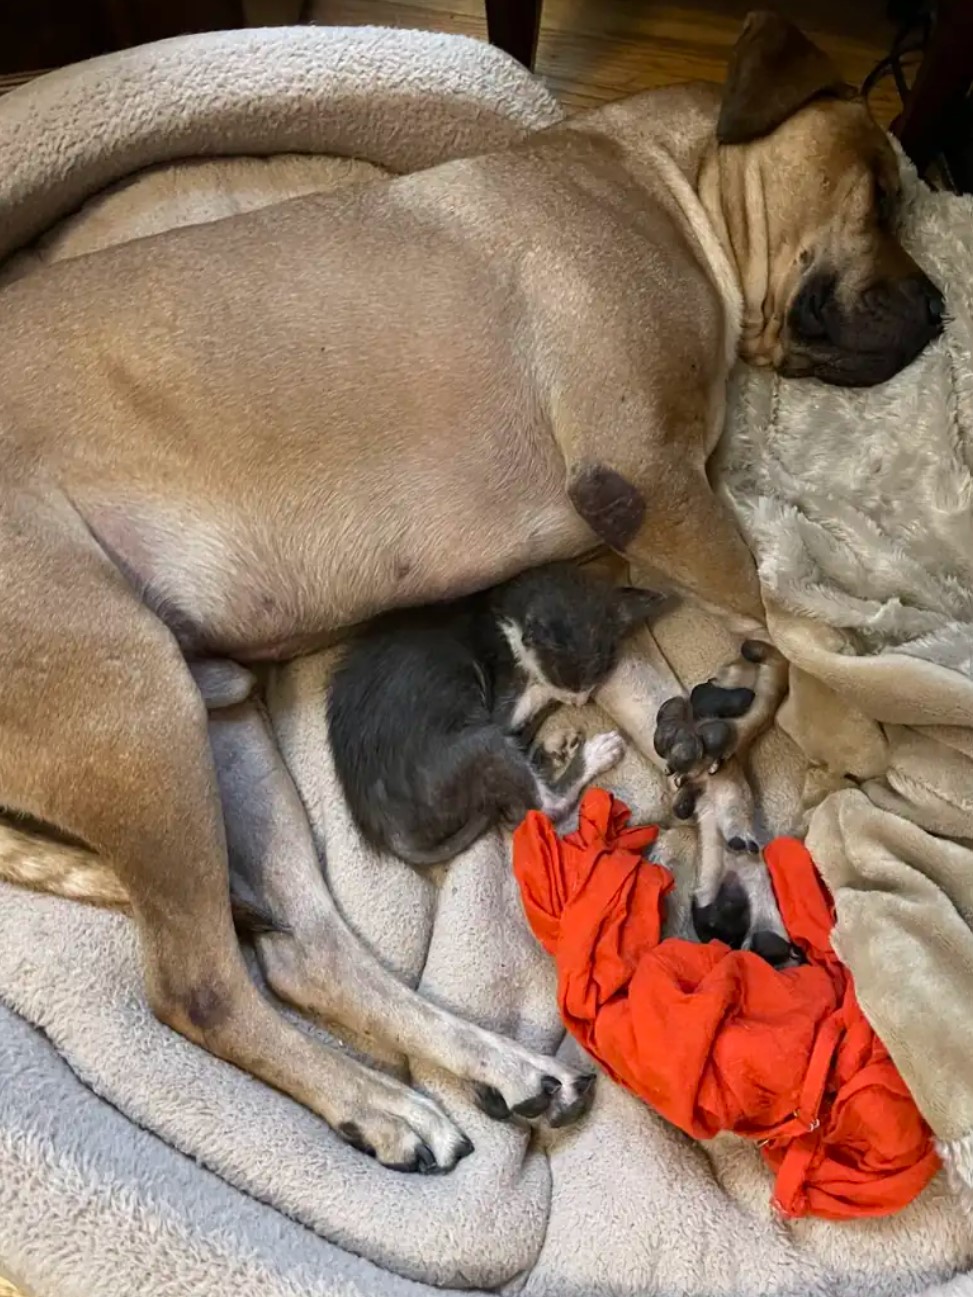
[{"left": 0, "top": 10, "right": 943, "bottom": 1167}]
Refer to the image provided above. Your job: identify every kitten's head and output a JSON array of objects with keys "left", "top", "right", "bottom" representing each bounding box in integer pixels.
[{"left": 516, "top": 572, "right": 667, "bottom": 696}]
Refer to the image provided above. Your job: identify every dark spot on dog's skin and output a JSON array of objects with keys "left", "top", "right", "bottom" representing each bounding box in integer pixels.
[
  {"left": 568, "top": 465, "right": 646, "bottom": 552},
  {"left": 394, "top": 556, "right": 413, "bottom": 581},
  {"left": 692, "top": 873, "right": 750, "bottom": 948},
  {"left": 185, "top": 984, "right": 231, "bottom": 1032},
  {"left": 690, "top": 681, "right": 755, "bottom": 719}
]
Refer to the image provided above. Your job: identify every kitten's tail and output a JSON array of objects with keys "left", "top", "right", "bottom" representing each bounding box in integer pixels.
[{"left": 388, "top": 815, "right": 494, "bottom": 867}]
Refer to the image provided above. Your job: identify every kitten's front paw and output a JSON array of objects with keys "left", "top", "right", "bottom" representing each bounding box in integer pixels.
[
  {"left": 583, "top": 730, "right": 626, "bottom": 779},
  {"left": 540, "top": 726, "right": 584, "bottom": 771}
]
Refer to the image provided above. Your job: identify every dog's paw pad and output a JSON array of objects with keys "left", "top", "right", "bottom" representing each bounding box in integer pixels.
[{"left": 690, "top": 681, "right": 755, "bottom": 720}]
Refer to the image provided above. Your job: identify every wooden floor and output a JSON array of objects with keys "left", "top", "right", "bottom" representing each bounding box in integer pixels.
[{"left": 309, "top": 0, "right": 902, "bottom": 123}]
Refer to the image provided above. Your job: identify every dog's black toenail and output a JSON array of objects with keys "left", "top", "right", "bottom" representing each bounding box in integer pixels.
[
  {"left": 741, "top": 640, "right": 769, "bottom": 663},
  {"left": 414, "top": 1142, "right": 439, "bottom": 1174},
  {"left": 542, "top": 1075, "right": 562, "bottom": 1095},
  {"left": 457, "top": 1134, "right": 475, "bottom": 1159},
  {"left": 548, "top": 1076, "right": 597, "bottom": 1129},
  {"left": 690, "top": 682, "right": 755, "bottom": 720},
  {"left": 338, "top": 1121, "right": 375, "bottom": 1157},
  {"left": 513, "top": 1091, "right": 552, "bottom": 1118},
  {"left": 673, "top": 784, "right": 698, "bottom": 820},
  {"left": 749, "top": 930, "right": 797, "bottom": 969},
  {"left": 474, "top": 1084, "right": 511, "bottom": 1120},
  {"left": 728, "top": 835, "right": 747, "bottom": 852}
]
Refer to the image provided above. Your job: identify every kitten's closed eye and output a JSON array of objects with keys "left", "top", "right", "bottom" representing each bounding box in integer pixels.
[{"left": 613, "top": 586, "right": 669, "bottom": 632}]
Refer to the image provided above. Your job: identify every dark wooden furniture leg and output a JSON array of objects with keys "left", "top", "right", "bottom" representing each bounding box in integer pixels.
[
  {"left": 485, "top": 0, "right": 542, "bottom": 70},
  {"left": 1, "top": 0, "right": 246, "bottom": 81},
  {"left": 893, "top": 0, "right": 973, "bottom": 174}
]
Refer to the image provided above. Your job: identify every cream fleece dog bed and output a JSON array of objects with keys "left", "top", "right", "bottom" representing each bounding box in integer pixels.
[{"left": 1, "top": 25, "right": 973, "bottom": 1297}]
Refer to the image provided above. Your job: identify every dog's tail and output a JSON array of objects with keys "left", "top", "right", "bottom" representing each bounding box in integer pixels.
[{"left": 0, "top": 816, "right": 284, "bottom": 936}]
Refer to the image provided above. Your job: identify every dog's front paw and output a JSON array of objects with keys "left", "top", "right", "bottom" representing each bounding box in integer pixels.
[
  {"left": 335, "top": 1078, "right": 474, "bottom": 1173},
  {"left": 654, "top": 695, "right": 739, "bottom": 779}
]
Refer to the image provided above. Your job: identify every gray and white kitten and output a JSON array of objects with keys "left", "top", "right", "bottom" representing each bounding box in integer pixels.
[{"left": 327, "top": 562, "right": 666, "bottom": 866}]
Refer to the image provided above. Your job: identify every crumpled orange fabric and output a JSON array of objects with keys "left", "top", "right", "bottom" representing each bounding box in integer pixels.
[{"left": 512, "top": 788, "right": 939, "bottom": 1219}]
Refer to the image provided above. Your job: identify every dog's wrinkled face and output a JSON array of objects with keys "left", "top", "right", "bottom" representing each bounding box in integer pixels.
[{"left": 711, "top": 12, "right": 944, "bottom": 387}]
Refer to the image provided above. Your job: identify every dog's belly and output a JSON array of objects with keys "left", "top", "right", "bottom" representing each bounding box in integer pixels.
[{"left": 83, "top": 476, "right": 592, "bottom": 660}]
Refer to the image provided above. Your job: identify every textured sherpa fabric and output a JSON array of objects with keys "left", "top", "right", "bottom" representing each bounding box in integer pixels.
[
  {"left": 716, "top": 162, "right": 973, "bottom": 1172},
  {"left": 1, "top": 23, "right": 973, "bottom": 1297}
]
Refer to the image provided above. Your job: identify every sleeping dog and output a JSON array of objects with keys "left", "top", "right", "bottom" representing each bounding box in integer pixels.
[{"left": 0, "top": 12, "right": 943, "bottom": 1170}]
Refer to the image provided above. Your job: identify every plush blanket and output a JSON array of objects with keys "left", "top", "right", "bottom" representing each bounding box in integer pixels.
[{"left": 0, "top": 24, "right": 971, "bottom": 1297}]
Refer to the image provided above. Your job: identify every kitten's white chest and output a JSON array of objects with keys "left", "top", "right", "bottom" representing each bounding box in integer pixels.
[{"left": 501, "top": 618, "right": 590, "bottom": 729}]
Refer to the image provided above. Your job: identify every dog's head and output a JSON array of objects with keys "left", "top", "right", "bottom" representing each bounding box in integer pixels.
[{"left": 712, "top": 10, "right": 943, "bottom": 386}]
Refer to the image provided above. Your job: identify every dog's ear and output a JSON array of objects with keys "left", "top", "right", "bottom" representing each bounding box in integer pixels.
[
  {"left": 612, "top": 586, "right": 669, "bottom": 634},
  {"left": 717, "top": 11, "right": 853, "bottom": 146}
]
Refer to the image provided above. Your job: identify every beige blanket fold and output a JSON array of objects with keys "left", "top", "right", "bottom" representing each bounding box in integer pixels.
[{"left": 1, "top": 24, "right": 972, "bottom": 1297}]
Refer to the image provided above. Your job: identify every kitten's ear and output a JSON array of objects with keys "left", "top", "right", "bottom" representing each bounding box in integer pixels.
[{"left": 613, "top": 586, "right": 669, "bottom": 634}]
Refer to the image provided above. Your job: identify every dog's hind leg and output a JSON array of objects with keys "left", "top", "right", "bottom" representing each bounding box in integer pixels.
[
  {"left": 0, "top": 495, "right": 469, "bottom": 1171},
  {"left": 208, "top": 699, "right": 598, "bottom": 1130}
]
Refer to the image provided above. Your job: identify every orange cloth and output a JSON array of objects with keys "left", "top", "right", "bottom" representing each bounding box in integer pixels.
[{"left": 512, "top": 788, "right": 939, "bottom": 1220}]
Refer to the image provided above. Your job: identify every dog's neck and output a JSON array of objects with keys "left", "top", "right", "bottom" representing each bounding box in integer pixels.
[{"left": 558, "top": 84, "right": 744, "bottom": 372}]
